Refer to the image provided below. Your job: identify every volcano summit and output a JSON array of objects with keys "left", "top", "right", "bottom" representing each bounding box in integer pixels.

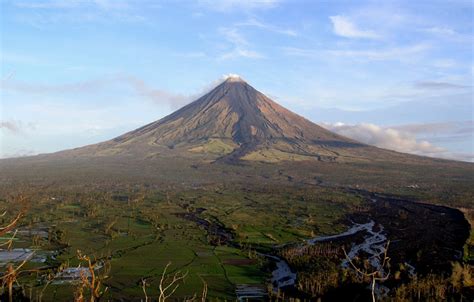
[{"left": 58, "top": 76, "right": 411, "bottom": 164}]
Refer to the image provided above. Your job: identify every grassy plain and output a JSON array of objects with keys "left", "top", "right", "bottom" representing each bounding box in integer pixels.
[{"left": 0, "top": 184, "right": 366, "bottom": 300}]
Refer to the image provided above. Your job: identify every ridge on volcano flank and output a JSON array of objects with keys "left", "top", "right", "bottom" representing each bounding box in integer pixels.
[{"left": 78, "top": 77, "right": 378, "bottom": 162}]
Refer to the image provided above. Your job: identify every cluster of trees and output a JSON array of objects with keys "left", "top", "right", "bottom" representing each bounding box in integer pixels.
[
  {"left": 389, "top": 264, "right": 473, "bottom": 301},
  {"left": 277, "top": 240, "right": 473, "bottom": 301}
]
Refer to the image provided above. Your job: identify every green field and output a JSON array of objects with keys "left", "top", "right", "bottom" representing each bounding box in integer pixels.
[{"left": 0, "top": 184, "right": 364, "bottom": 300}]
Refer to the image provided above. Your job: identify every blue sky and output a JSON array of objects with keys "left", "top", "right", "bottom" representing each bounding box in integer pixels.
[{"left": 1, "top": 0, "right": 473, "bottom": 161}]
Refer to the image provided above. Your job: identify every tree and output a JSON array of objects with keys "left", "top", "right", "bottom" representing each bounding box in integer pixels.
[
  {"left": 0, "top": 195, "right": 28, "bottom": 302},
  {"left": 75, "top": 250, "right": 110, "bottom": 302},
  {"left": 343, "top": 241, "right": 391, "bottom": 302}
]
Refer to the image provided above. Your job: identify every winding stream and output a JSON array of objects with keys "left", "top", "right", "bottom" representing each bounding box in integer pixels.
[
  {"left": 260, "top": 253, "right": 297, "bottom": 290},
  {"left": 178, "top": 205, "right": 391, "bottom": 297},
  {"left": 340, "top": 221, "right": 388, "bottom": 273},
  {"left": 267, "top": 220, "right": 388, "bottom": 292}
]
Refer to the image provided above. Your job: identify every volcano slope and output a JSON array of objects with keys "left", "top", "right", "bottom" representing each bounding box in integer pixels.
[
  {"left": 0, "top": 76, "right": 472, "bottom": 300},
  {"left": 1, "top": 76, "right": 472, "bottom": 209}
]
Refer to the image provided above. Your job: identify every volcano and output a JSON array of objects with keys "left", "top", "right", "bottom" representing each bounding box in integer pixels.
[
  {"left": 65, "top": 75, "right": 391, "bottom": 163},
  {"left": 1, "top": 74, "right": 472, "bottom": 191}
]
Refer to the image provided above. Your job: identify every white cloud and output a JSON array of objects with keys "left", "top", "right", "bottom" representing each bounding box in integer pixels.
[
  {"left": 329, "top": 15, "right": 380, "bottom": 39},
  {"left": 186, "top": 74, "right": 244, "bottom": 95},
  {"left": 283, "top": 43, "right": 430, "bottom": 62},
  {"left": 11, "top": 0, "right": 149, "bottom": 26},
  {"left": 322, "top": 122, "right": 442, "bottom": 155},
  {"left": 1, "top": 51, "right": 42, "bottom": 65},
  {"left": 0, "top": 99, "right": 153, "bottom": 159},
  {"left": 390, "top": 121, "right": 473, "bottom": 151},
  {"left": 119, "top": 75, "right": 192, "bottom": 110},
  {"left": 219, "top": 27, "right": 249, "bottom": 46},
  {"left": 218, "top": 27, "right": 264, "bottom": 60},
  {"left": 1, "top": 74, "right": 192, "bottom": 109},
  {"left": 173, "top": 52, "right": 207, "bottom": 58},
  {"left": 0, "top": 149, "right": 38, "bottom": 159},
  {"left": 0, "top": 121, "right": 22, "bottom": 133},
  {"left": 236, "top": 18, "right": 298, "bottom": 36},
  {"left": 421, "top": 26, "right": 471, "bottom": 43},
  {"left": 14, "top": 0, "right": 130, "bottom": 10},
  {"left": 322, "top": 122, "right": 473, "bottom": 162},
  {"left": 391, "top": 121, "right": 473, "bottom": 135},
  {"left": 14, "top": 0, "right": 81, "bottom": 9},
  {"left": 423, "top": 26, "right": 458, "bottom": 36},
  {"left": 198, "top": 0, "right": 279, "bottom": 12},
  {"left": 1, "top": 76, "right": 113, "bottom": 94},
  {"left": 0, "top": 120, "right": 36, "bottom": 134},
  {"left": 93, "top": 0, "right": 130, "bottom": 10},
  {"left": 327, "top": 43, "right": 430, "bottom": 61},
  {"left": 219, "top": 49, "right": 264, "bottom": 60},
  {"left": 281, "top": 47, "right": 318, "bottom": 57},
  {"left": 432, "top": 59, "right": 457, "bottom": 69},
  {"left": 1, "top": 73, "right": 243, "bottom": 113},
  {"left": 414, "top": 81, "right": 469, "bottom": 90},
  {"left": 222, "top": 74, "right": 245, "bottom": 82}
]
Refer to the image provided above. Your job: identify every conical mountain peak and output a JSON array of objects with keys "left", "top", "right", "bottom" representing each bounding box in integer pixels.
[
  {"left": 218, "top": 74, "right": 253, "bottom": 93},
  {"left": 101, "top": 76, "right": 362, "bottom": 162}
]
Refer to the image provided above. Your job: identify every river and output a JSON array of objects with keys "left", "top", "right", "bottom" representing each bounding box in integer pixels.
[{"left": 267, "top": 219, "right": 388, "bottom": 292}]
